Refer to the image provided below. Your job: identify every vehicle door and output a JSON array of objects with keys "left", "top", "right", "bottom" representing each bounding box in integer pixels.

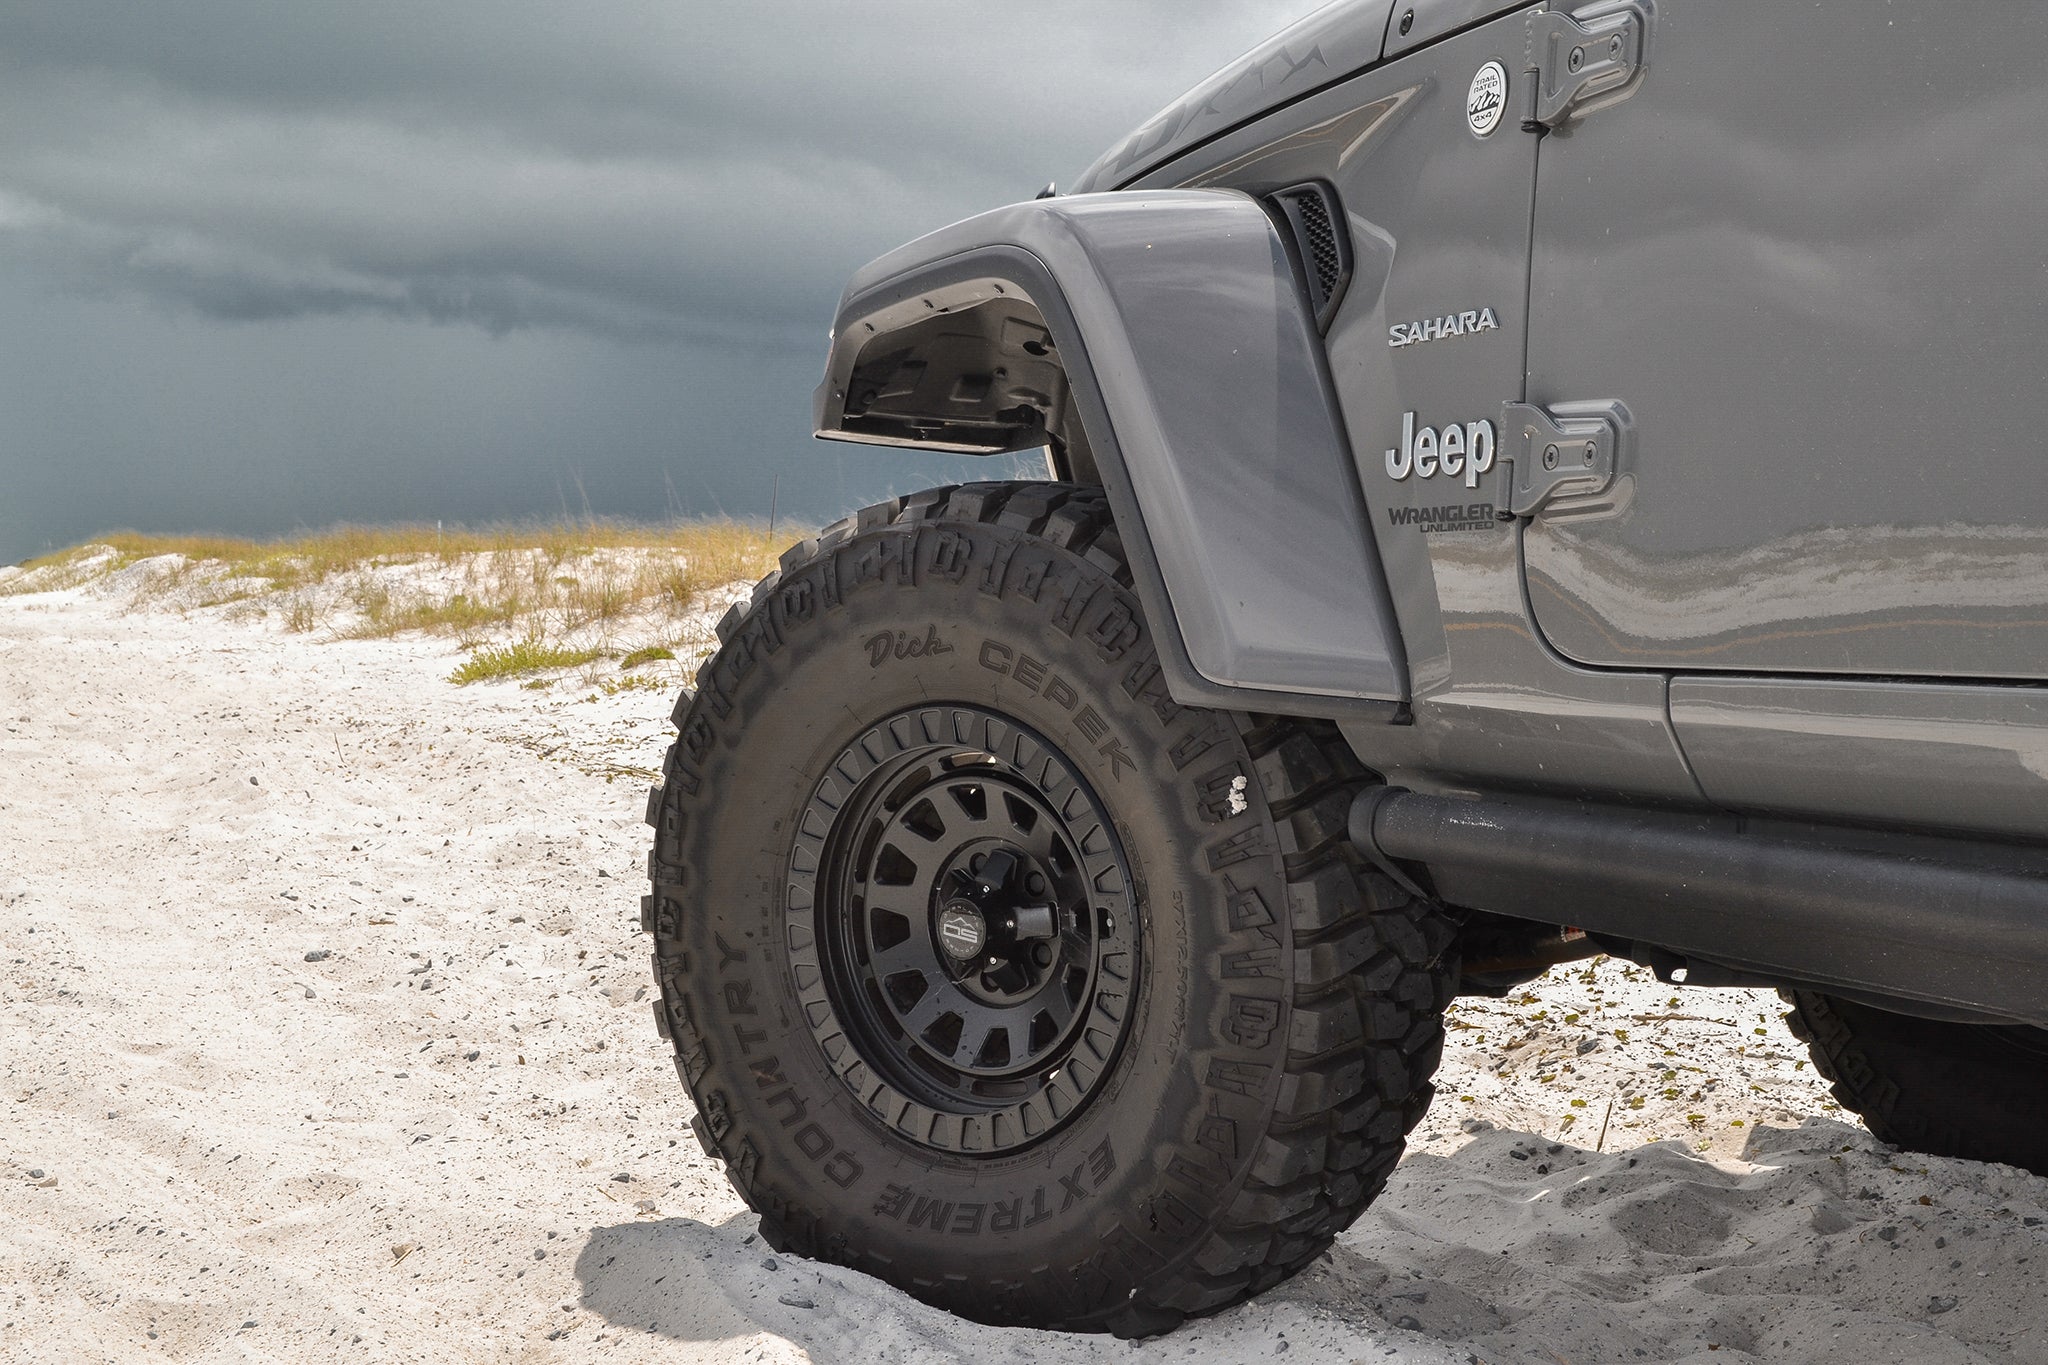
[
  {"left": 1521, "top": 0, "right": 2048, "bottom": 837},
  {"left": 1522, "top": 0, "right": 2048, "bottom": 682}
]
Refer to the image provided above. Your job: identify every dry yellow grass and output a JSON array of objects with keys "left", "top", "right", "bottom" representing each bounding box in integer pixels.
[
  {"left": 3, "top": 519, "right": 798, "bottom": 686},
  {"left": 7, "top": 521, "right": 783, "bottom": 595}
]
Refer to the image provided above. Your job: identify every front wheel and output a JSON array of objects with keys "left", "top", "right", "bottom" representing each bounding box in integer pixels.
[{"left": 641, "top": 482, "right": 1456, "bottom": 1334}]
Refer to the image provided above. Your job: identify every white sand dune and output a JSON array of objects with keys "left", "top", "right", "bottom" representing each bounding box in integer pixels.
[{"left": 3, "top": 576, "right": 2045, "bottom": 1364}]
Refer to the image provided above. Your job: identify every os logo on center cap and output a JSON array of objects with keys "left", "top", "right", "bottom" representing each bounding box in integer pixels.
[
  {"left": 1467, "top": 60, "right": 1508, "bottom": 137},
  {"left": 937, "top": 902, "right": 987, "bottom": 960}
]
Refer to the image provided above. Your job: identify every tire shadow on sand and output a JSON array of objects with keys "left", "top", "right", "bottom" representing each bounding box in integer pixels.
[
  {"left": 573, "top": 1210, "right": 842, "bottom": 1346},
  {"left": 571, "top": 1207, "right": 1473, "bottom": 1362}
]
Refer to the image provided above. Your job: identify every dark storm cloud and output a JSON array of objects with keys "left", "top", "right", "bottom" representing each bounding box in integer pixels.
[
  {"left": 0, "top": 1, "right": 1325, "bottom": 563},
  {"left": 1, "top": 0, "right": 1317, "bottom": 347}
]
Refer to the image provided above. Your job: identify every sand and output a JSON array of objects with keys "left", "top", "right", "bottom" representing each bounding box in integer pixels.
[{"left": 4, "top": 570, "right": 2046, "bottom": 1364}]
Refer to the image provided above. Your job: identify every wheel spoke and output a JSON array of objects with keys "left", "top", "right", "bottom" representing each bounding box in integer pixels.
[
  {"left": 860, "top": 879, "right": 928, "bottom": 920},
  {"left": 1038, "top": 976, "right": 1079, "bottom": 1030},
  {"left": 1009, "top": 798, "right": 1068, "bottom": 865},
  {"left": 893, "top": 798, "right": 947, "bottom": 844},
  {"left": 869, "top": 936, "right": 935, "bottom": 982},
  {"left": 954, "top": 1012, "right": 1019, "bottom": 1069},
  {"left": 901, "top": 991, "right": 955, "bottom": 1038},
  {"left": 866, "top": 902, "right": 941, "bottom": 978},
  {"left": 868, "top": 840, "right": 923, "bottom": 889},
  {"left": 999, "top": 790, "right": 1042, "bottom": 841},
  {"left": 941, "top": 779, "right": 993, "bottom": 828}
]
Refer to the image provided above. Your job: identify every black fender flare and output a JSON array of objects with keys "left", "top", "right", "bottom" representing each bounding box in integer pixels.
[{"left": 814, "top": 190, "right": 1407, "bottom": 718}]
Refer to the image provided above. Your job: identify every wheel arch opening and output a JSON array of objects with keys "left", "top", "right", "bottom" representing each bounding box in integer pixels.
[{"left": 816, "top": 276, "right": 1100, "bottom": 485}]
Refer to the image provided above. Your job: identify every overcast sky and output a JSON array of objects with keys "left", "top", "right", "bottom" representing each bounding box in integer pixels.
[{"left": 0, "top": 1, "right": 1325, "bottom": 562}]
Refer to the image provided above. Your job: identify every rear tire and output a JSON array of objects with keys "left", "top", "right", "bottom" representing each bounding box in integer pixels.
[
  {"left": 1783, "top": 989, "right": 2048, "bottom": 1173},
  {"left": 641, "top": 482, "right": 1456, "bottom": 1334}
]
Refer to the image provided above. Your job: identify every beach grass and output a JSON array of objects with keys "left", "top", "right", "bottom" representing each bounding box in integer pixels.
[
  {"left": 3, "top": 519, "right": 796, "bottom": 686},
  {"left": 447, "top": 637, "right": 604, "bottom": 686}
]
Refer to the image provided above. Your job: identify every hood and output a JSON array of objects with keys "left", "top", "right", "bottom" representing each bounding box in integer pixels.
[{"left": 1069, "top": 0, "right": 1396, "bottom": 194}]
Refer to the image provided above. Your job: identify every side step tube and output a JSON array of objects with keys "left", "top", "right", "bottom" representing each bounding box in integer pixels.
[{"left": 1351, "top": 788, "right": 2048, "bottom": 1028}]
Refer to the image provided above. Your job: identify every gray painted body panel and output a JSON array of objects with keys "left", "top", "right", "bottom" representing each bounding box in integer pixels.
[
  {"left": 1672, "top": 678, "right": 2048, "bottom": 842},
  {"left": 1134, "top": 11, "right": 1702, "bottom": 804},
  {"left": 1069, "top": 1, "right": 1396, "bottom": 195},
  {"left": 821, "top": 193, "right": 1410, "bottom": 703},
  {"left": 1382, "top": 0, "right": 1529, "bottom": 59},
  {"left": 1523, "top": 0, "right": 2048, "bottom": 680}
]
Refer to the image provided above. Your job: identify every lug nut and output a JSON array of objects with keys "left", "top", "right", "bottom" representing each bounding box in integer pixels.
[
  {"left": 1569, "top": 46, "right": 1585, "bottom": 72},
  {"left": 1543, "top": 444, "right": 1560, "bottom": 470},
  {"left": 1610, "top": 34, "right": 1624, "bottom": 56},
  {"left": 1583, "top": 443, "right": 1596, "bottom": 464},
  {"left": 1033, "top": 943, "right": 1054, "bottom": 967}
]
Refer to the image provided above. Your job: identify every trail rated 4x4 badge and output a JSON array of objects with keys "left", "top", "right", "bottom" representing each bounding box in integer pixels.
[{"left": 1467, "top": 60, "right": 1508, "bottom": 137}]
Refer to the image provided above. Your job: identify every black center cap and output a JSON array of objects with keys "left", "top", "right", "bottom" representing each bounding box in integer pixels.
[{"left": 936, "top": 901, "right": 987, "bottom": 960}]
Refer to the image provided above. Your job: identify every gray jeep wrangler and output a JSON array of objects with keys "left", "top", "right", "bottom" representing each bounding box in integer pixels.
[{"left": 642, "top": 0, "right": 2048, "bottom": 1334}]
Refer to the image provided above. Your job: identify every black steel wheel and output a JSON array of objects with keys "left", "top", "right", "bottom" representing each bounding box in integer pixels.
[
  {"left": 793, "top": 708, "right": 1139, "bottom": 1153},
  {"left": 642, "top": 483, "right": 1456, "bottom": 1335}
]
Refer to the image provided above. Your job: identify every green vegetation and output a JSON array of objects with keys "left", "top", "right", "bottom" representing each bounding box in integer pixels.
[
  {"left": 619, "top": 645, "right": 676, "bottom": 670},
  {"left": 449, "top": 639, "right": 602, "bottom": 686}
]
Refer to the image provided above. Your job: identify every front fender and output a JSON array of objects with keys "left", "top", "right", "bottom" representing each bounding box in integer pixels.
[{"left": 814, "top": 190, "right": 1407, "bottom": 714}]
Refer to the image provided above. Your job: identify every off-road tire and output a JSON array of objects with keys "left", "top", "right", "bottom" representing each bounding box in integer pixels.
[
  {"left": 1783, "top": 990, "right": 2048, "bottom": 1174},
  {"left": 641, "top": 481, "right": 1456, "bottom": 1335}
]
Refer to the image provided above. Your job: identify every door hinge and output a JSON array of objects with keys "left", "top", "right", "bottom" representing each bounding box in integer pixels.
[
  {"left": 1499, "top": 401, "right": 1618, "bottom": 517},
  {"left": 1523, "top": 3, "right": 1646, "bottom": 130}
]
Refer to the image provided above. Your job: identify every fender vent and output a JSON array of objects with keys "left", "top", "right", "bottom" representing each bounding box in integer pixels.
[{"left": 1269, "top": 182, "right": 1352, "bottom": 332}]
